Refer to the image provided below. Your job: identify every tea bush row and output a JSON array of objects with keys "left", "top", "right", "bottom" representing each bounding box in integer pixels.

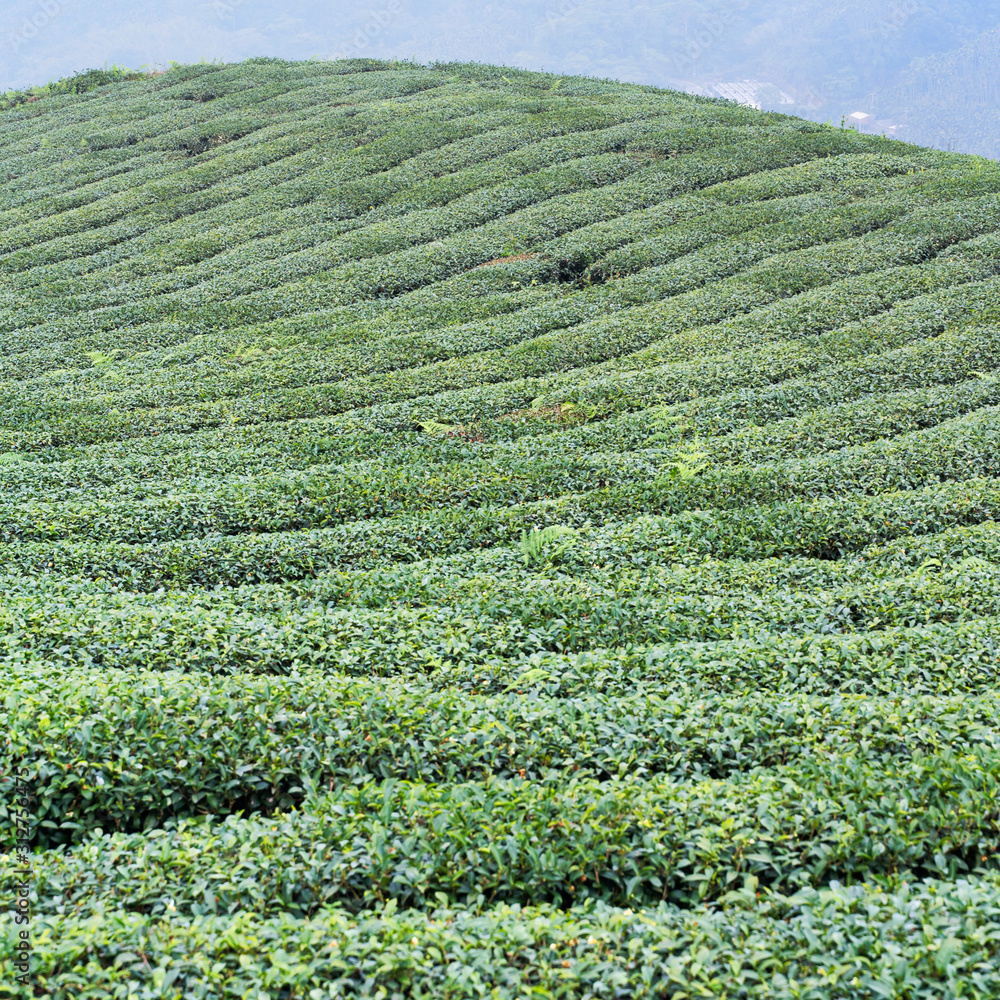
[
  {"left": 8, "top": 662, "right": 1000, "bottom": 843},
  {"left": 23, "top": 753, "right": 1000, "bottom": 913},
  {"left": 10, "top": 878, "right": 1000, "bottom": 998}
]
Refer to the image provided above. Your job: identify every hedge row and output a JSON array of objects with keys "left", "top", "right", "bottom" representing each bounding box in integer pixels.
[
  {"left": 3, "top": 186, "right": 844, "bottom": 395},
  {"left": 21, "top": 751, "right": 1000, "bottom": 913},
  {"left": 6, "top": 201, "right": 990, "bottom": 452},
  {"left": 7, "top": 60, "right": 1000, "bottom": 999},
  {"left": 702, "top": 372, "right": 1000, "bottom": 465},
  {"left": 5, "top": 115, "right": 692, "bottom": 317},
  {"left": 3, "top": 129, "right": 883, "bottom": 353},
  {"left": 7, "top": 878, "right": 1000, "bottom": 999},
  {"left": 7, "top": 661, "right": 1000, "bottom": 842},
  {"left": 6, "top": 252, "right": 993, "bottom": 482},
  {"left": 3, "top": 467, "right": 998, "bottom": 589},
  {"left": 7, "top": 380, "right": 1000, "bottom": 544},
  {"left": 2, "top": 537, "right": 998, "bottom": 673},
  {"left": 0, "top": 80, "right": 524, "bottom": 260}
]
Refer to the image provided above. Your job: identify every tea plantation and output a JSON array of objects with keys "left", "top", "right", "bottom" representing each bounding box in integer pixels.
[{"left": 5, "top": 56, "right": 1000, "bottom": 998}]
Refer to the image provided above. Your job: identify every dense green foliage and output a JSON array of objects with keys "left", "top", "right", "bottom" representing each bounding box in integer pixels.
[{"left": 4, "top": 57, "right": 1000, "bottom": 997}]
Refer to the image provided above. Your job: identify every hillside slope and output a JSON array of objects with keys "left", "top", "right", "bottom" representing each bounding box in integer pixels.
[{"left": 5, "top": 57, "right": 1000, "bottom": 997}]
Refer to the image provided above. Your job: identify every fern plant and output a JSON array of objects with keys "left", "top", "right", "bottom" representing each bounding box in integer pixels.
[
  {"left": 644, "top": 405, "right": 686, "bottom": 444},
  {"left": 518, "top": 525, "right": 578, "bottom": 567},
  {"left": 643, "top": 408, "right": 711, "bottom": 481},
  {"left": 955, "top": 556, "right": 994, "bottom": 573},
  {"left": 670, "top": 442, "right": 711, "bottom": 481},
  {"left": 918, "top": 555, "right": 993, "bottom": 574},
  {"left": 417, "top": 419, "right": 458, "bottom": 436},
  {"left": 650, "top": 440, "right": 710, "bottom": 484},
  {"left": 525, "top": 398, "right": 599, "bottom": 423},
  {"left": 84, "top": 350, "right": 119, "bottom": 366}
]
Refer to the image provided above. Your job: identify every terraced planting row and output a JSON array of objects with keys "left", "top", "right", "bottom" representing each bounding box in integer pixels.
[{"left": 4, "top": 57, "right": 1000, "bottom": 997}]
